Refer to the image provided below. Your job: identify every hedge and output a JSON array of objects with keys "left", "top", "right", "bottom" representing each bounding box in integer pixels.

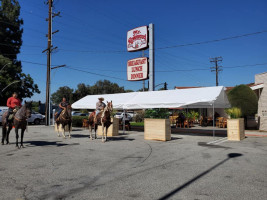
[{"left": 72, "top": 116, "right": 88, "bottom": 127}]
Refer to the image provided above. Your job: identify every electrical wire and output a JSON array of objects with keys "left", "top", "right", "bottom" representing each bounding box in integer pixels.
[{"left": 156, "top": 30, "right": 267, "bottom": 49}]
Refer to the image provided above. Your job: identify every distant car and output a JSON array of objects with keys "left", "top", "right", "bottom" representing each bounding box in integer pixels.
[
  {"left": 114, "top": 112, "right": 132, "bottom": 121},
  {"left": 0, "top": 106, "right": 8, "bottom": 124},
  {"left": 27, "top": 111, "right": 45, "bottom": 125},
  {"left": 0, "top": 109, "right": 44, "bottom": 125},
  {"left": 72, "top": 112, "right": 89, "bottom": 116}
]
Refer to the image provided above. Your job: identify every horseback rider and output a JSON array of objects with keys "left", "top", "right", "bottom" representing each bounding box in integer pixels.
[
  {"left": 56, "top": 96, "right": 70, "bottom": 120},
  {"left": 6, "top": 92, "right": 22, "bottom": 122},
  {"left": 94, "top": 97, "right": 106, "bottom": 123}
]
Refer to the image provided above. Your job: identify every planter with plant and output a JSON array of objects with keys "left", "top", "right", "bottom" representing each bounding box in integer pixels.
[
  {"left": 225, "top": 107, "right": 245, "bottom": 141},
  {"left": 144, "top": 109, "right": 171, "bottom": 141}
]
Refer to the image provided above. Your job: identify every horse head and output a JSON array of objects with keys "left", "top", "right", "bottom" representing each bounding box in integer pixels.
[
  {"left": 24, "top": 100, "right": 32, "bottom": 119},
  {"left": 106, "top": 101, "right": 113, "bottom": 112},
  {"left": 66, "top": 105, "right": 72, "bottom": 117}
]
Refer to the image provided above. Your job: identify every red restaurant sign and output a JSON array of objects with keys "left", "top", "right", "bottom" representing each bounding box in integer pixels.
[
  {"left": 127, "top": 57, "right": 148, "bottom": 81},
  {"left": 127, "top": 26, "right": 148, "bottom": 52}
]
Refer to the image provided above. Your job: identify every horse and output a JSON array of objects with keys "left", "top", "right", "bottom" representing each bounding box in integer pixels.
[
  {"left": 55, "top": 105, "right": 72, "bottom": 138},
  {"left": 1, "top": 101, "right": 32, "bottom": 148},
  {"left": 88, "top": 101, "right": 113, "bottom": 142}
]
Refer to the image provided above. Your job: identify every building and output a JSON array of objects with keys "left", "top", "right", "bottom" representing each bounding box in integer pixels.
[{"left": 251, "top": 72, "right": 267, "bottom": 131}]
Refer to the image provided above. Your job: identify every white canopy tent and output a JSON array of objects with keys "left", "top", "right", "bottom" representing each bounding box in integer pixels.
[
  {"left": 72, "top": 86, "right": 230, "bottom": 137},
  {"left": 72, "top": 86, "right": 230, "bottom": 110}
]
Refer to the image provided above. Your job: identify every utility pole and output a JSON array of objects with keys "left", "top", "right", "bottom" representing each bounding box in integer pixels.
[
  {"left": 149, "top": 23, "right": 155, "bottom": 91},
  {"left": 210, "top": 57, "right": 223, "bottom": 86},
  {"left": 164, "top": 82, "right": 167, "bottom": 90},
  {"left": 44, "top": 0, "right": 52, "bottom": 126},
  {"left": 142, "top": 50, "right": 145, "bottom": 91},
  {"left": 44, "top": 0, "right": 61, "bottom": 126}
]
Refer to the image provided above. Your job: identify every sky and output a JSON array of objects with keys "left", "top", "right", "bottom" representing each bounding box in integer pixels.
[{"left": 17, "top": 0, "right": 267, "bottom": 102}]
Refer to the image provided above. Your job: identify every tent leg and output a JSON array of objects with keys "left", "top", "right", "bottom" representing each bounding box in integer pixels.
[
  {"left": 213, "top": 103, "right": 215, "bottom": 138},
  {"left": 123, "top": 110, "right": 125, "bottom": 134}
]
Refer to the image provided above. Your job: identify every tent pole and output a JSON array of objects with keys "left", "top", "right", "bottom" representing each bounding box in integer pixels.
[
  {"left": 123, "top": 110, "right": 125, "bottom": 134},
  {"left": 213, "top": 103, "right": 215, "bottom": 138}
]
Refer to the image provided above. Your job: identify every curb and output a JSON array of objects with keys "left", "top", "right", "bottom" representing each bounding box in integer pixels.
[{"left": 245, "top": 134, "right": 267, "bottom": 137}]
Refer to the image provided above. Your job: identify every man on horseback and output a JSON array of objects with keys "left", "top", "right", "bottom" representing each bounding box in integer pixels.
[
  {"left": 6, "top": 92, "right": 22, "bottom": 122},
  {"left": 55, "top": 96, "right": 70, "bottom": 121},
  {"left": 94, "top": 97, "right": 106, "bottom": 123}
]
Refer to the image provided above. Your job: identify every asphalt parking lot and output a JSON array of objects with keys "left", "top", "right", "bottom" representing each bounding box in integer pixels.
[{"left": 0, "top": 126, "right": 266, "bottom": 200}]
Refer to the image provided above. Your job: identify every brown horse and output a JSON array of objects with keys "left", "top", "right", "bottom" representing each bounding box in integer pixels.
[
  {"left": 88, "top": 101, "right": 113, "bottom": 142},
  {"left": 1, "top": 101, "right": 32, "bottom": 148},
  {"left": 55, "top": 105, "right": 72, "bottom": 138}
]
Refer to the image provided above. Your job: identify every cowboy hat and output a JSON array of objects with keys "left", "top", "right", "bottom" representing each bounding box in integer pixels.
[{"left": 98, "top": 97, "right": 104, "bottom": 101}]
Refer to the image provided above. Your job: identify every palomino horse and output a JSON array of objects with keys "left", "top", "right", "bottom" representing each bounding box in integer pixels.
[
  {"left": 88, "top": 101, "right": 113, "bottom": 142},
  {"left": 55, "top": 105, "right": 72, "bottom": 138},
  {"left": 1, "top": 101, "right": 32, "bottom": 148}
]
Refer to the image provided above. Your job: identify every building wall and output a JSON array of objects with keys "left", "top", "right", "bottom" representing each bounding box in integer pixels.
[
  {"left": 255, "top": 72, "right": 267, "bottom": 84},
  {"left": 258, "top": 83, "right": 267, "bottom": 131}
]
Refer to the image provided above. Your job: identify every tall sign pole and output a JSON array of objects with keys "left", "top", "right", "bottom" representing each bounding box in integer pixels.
[
  {"left": 149, "top": 23, "right": 155, "bottom": 91},
  {"left": 45, "top": 0, "right": 52, "bottom": 126}
]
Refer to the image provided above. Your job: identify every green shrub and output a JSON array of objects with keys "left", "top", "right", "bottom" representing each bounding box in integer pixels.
[
  {"left": 227, "top": 84, "right": 258, "bottom": 117},
  {"left": 134, "top": 110, "right": 145, "bottom": 122},
  {"left": 225, "top": 107, "right": 242, "bottom": 119},
  {"left": 72, "top": 116, "right": 88, "bottom": 127},
  {"left": 144, "top": 108, "right": 169, "bottom": 119}
]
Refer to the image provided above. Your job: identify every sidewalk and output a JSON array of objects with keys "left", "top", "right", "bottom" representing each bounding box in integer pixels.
[{"left": 245, "top": 130, "right": 267, "bottom": 137}]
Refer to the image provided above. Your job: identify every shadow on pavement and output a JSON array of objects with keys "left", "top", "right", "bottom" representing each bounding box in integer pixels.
[
  {"left": 107, "top": 136, "right": 135, "bottom": 141},
  {"left": 70, "top": 134, "right": 89, "bottom": 138},
  {"left": 25, "top": 141, "right": 69, "bottom": 147},
  {"left": 157, "top": 153, "right": 243, "bottom": 200}
]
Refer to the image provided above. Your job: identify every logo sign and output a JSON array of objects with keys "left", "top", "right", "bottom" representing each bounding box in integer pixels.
[
  {"left": 127, "top": 57, "right": 148, "bottom": 81},
  {"left": 127, "top": 26, "right": 148, "bottom": 52}
]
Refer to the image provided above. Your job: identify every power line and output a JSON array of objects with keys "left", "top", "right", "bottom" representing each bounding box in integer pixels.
[
  {"left": 1, "top": 29, "right": 266, "bottom": 53},
  {"left": 18, "top": 59, "right": 267, "bottom": 73},
  {"left": 156, "top": 30, "right": 267, "bottom": 49}
]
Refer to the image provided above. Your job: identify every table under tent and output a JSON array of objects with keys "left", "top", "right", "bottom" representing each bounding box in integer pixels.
[{"left": 72, "top": 86, "right": 230, "bottom": 137}]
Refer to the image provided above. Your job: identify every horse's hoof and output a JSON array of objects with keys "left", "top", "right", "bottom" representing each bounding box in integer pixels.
[
  {"left": 20, "top": 145, "right": 25, "bottom": 148},
  {"left": 1, "top": 142, "right": 4, "bottom": 145}
]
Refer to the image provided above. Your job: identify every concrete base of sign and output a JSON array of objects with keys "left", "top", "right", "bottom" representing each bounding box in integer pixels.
[
  {"left": 227, "top": 118, "right": 245, "bottom": 141},
  {"left": 97, "top": 118, "right": 119, "bottom": 137},
  {"left": 144, "top": 118, "right": 171, "bottom": 141}
]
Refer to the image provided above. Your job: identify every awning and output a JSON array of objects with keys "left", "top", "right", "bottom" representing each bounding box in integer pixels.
[{"left": 72, "top": 86, "right": 230, "bottom": 110}]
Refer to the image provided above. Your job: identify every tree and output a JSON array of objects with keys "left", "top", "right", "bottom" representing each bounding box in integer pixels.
[
  {"left": 73, "top": 83, "right": 91, "bottom": 102},
  {"left": 90, "top": 80, "right": 125, "bottom": 94},
  {"left": 51, "top": 86, "right": 74, "bottom": 104},
  {"left": 137, "top": 87, "right": 148, "bottom": 92},
  {"left": 51, "top": 80, "right": 132, "bottom": 103},
  {"left": 0, "top": 0, "right": 40, "bottom": 105},
  {"left": 227, "top": 84, "right": 258, "bottom": 117}
]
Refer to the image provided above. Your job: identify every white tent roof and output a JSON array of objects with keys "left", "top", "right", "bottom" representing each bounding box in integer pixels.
[{"left": 72, "top": 86, "right": 230, "bottom": 110}]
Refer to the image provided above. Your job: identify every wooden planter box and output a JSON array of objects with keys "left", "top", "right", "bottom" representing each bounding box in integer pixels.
[
  {"left": 55, "top": 124, "right": 72, "bottom": 132},
  {"left": 227, "top": 118, "right": 245, "bottom": 141},
  {"left": 144, "top": 118, "right": 171, "bottom": 141},
  {"left": 97, "top": 118, "right": 119, "bottom": 137}
]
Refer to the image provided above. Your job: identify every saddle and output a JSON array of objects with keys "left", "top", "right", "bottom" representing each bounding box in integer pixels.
[
  {"left": 55, "top": 110, "right": 66, "bottom": 121},
  {"left": 91, "top": 111, "right": 103, "bottom": 125},
  {"left": 7, "top": 106, "right": 20, "bottom": 121}
]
